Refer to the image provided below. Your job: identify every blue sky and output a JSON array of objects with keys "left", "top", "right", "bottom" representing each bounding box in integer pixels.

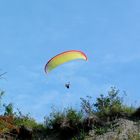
[{"left": 0, "top": 0, "right": 140, "bottom": 122}]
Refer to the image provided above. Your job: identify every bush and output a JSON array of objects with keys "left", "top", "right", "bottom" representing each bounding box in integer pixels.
[
  {"left": 131, "top": 107, "right": 140, "bottom": 119},
  {"left": 66, "top": 108, "right": 82, "bottom": 126},
  {"left": 14, "top": 109, "right": 38, "bottom": 129},
  {"left": 45, "top": 107, "right": 82, "bottom": 131},
  {"left": 80, "top": 96, "right": 94, "bottom": 117},
  {"left": 94, "top": 87, "right": 124, "bottom": 120},
  {"left": 122, "top": 105, "right": 135, "bottom": 117},
  {"left": 71, "top": 130, "right": 86, "bottom": 140},
  {"left": 45, "top": 108, "right": 65, "bottom": 130},
  {"left": 0, "top": 90, "right": 4, "bottom": 112},
  {"left": 3, "top": 103, "right": 14, "bottom": 116},
  {"left": 127, "top": 132, "right": 140, "bottom": 140},
  {"left": 80, "top": 87, "right": 135, "bottom": 122}
]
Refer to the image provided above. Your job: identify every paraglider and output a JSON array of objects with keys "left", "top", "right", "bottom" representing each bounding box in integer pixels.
[
  {"left": 44, "top": 50, "right": 87, "bottom": 74},
  {"left": 44, "top": 50, "right": 87, "bottom": 89}
]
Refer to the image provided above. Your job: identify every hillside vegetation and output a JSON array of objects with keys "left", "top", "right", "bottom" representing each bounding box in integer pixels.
[{"left": 0, "top": 87, "right": 140, "bottom": 140}]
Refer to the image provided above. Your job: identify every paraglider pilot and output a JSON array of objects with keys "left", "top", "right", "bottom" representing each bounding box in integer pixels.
[{"left": 65, "top": 82, "right": 70, "bottom": 89}]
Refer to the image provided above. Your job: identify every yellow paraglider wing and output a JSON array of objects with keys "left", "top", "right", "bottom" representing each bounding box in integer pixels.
[{"left": 45, "top": 50, "right": 87, "bottom": 73}]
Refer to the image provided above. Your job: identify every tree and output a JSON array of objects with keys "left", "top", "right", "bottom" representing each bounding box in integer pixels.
[
  {"left": 3, "top": 103, "right": 14, "bottom": 116},
  {"left": 80, "top": 96, "right": 94, "bottom": 117},
  {"left": 94, "top": 87, "right": 123, "bottom": 121}
]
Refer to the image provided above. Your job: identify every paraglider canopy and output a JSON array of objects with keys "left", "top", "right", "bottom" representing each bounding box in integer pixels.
[{"left": 44, "top": 50, "right": 87, "bottom": 74}]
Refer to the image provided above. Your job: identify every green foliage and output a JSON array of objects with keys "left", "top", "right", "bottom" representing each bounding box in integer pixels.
[
  {"left": 0, "top": 85, "right": 138, "bottom": 139},
  {"left": 71, "top": 130, "right": 86, "bottom": 140},
  {"left": 14, "top": 109, "right": 39, "bottom": 128},
  {"left": 94, "top": 87, "right": 124, "bottom": 120},
  {"left": 94, "top": 126, "right": 108, "bottom": 135},
  {"left": 66, "top": 108, "right": 82, "bottom": 125},
  {"left": 0, "top": 91, "right": 16, "bottom": 116},
  {"left": 80, "top": 96, "right": 94, "bottom": 116},
  {"left": 3, "top": 103, "right": 14, "bottom": 116},
  {"left": 122, "top": 105, "right": 136, "bottom": 116},
  {"left": 80, "top": 87, "right": 135, "bottom": 121},
  {"left": 127, "top": 132, "right": 140, "bottom": 140},
  {"left": 45, "top": 108, "right": 65, "bottom": 129},
  {"left": 0, "top": 90, "right": 4, "bottom": 110},
  {"left": 45, "top": 107, "right": 82, "bottom": 130}
]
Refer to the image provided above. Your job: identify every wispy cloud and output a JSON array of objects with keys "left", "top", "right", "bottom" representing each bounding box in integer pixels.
[{"left": 100, "top": 52, "right": 140, "bottom": 64}]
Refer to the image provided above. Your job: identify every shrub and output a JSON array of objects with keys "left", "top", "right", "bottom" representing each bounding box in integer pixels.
[
  {"left": 0, "top": 90, "right": 4, "bottom": 112},
  {"left": 127, "top": 132, "right": 140, "bottom": 140},
  {"left": 45, "top": 108, "right": 65, "bottom": 130},
  {"left": 3, "top": 103, "right": 14, "bottom": 116},
  {"left": 14, "top": 109, "right": 38, "bottom": 129},
  {"left": 45, "top": 107, "right": 83, "bottom": 131},
  {"left": 122, "top": 105, "right": 135, "bottom": 117},
  {"left": 66, "top": 108, "right": 82, "bottom": 126},
  {"left": 94, "top": 126, "right": 108, "bottom": 135},
  {"left": 94, "top": 87, "right": 124, "bottom": 121},
  {"left": 71, "top": 129, "right": 86, "bottom": 140},
  {"left": 80, "top": 96, "right": 94, "bottom": 117},
  {"left": 131, "top": 107, "right": 140, "bottom": 119}
]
